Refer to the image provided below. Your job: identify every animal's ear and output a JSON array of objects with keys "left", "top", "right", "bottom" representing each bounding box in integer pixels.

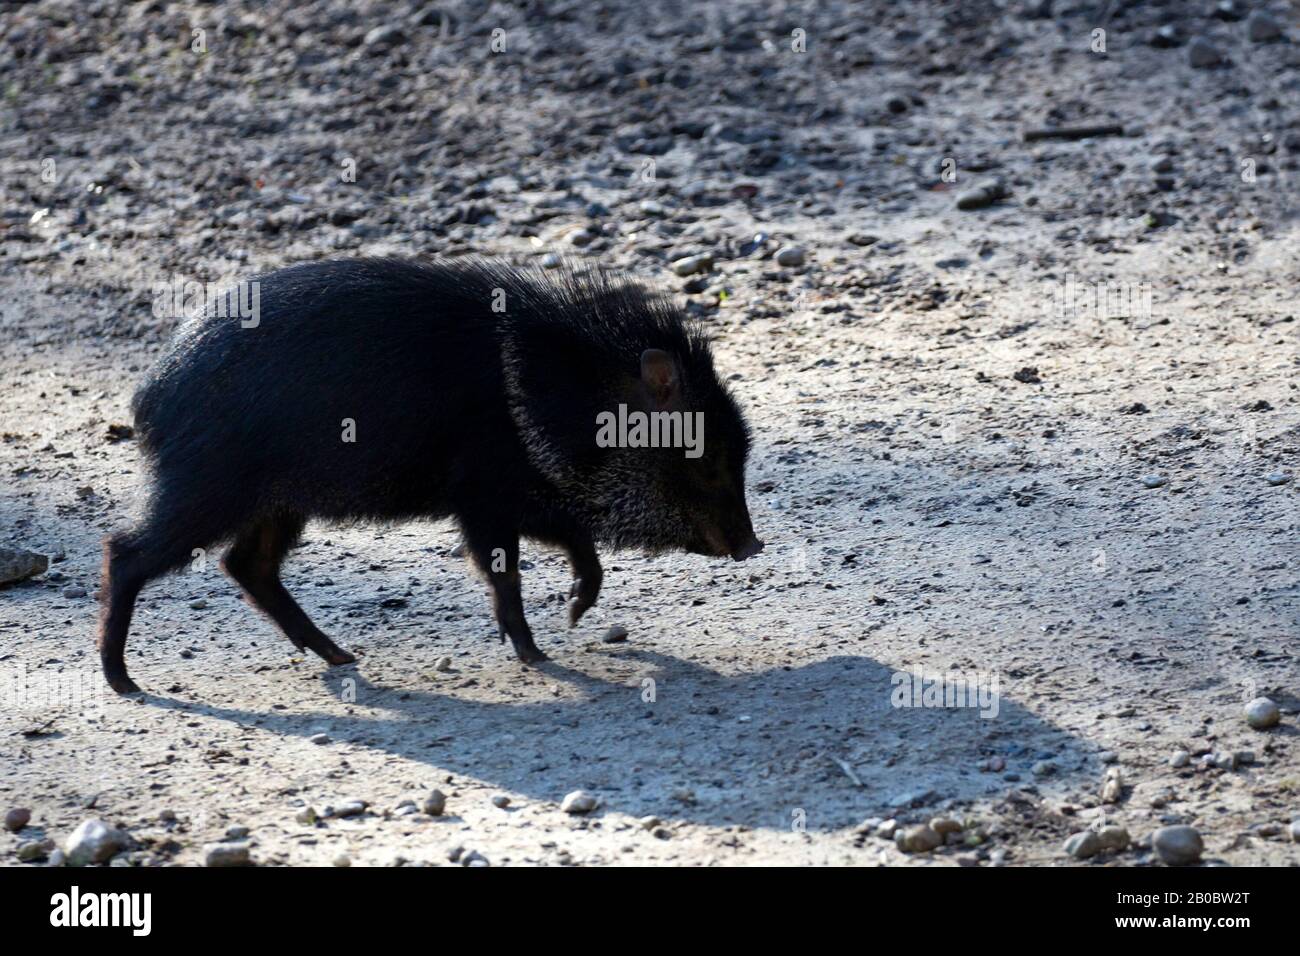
[{"left": 640, "top": 349, "right": 680, "bottom": 409}]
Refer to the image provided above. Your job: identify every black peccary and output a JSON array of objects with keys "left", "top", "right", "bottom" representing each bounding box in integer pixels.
[{"left": 99, "top": 257, "right": 763, "bottom": 693}]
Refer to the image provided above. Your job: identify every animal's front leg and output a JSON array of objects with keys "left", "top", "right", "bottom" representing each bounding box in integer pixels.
[
  {"left": 562, "top": 531, "right": 604, "bottom": 627},
  {"left": 463, "top": 523, "right": 546, "bottom": 664}
]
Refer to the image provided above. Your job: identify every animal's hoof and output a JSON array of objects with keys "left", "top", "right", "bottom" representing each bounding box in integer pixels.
[
  {"left": 566, "top": 578, "right": 598, "bottom": 627},
  {"left": 515, "top": 645, "right": 548, "bottom": 665},
  {"left": 106, "top": 673, "right": 141, "bottom": 694},
  {"left": 325, "top": 648, "right": 357, "bottom": 666},
  {"left": 567, "top": 597, "right": 586, "bottom": 628}
]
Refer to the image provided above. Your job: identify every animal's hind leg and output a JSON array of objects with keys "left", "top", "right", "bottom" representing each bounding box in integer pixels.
[
  {"left": 222, "top": 515, "right": 355, "bottom": 666},
  {"left": 100, "top": 499, "right": 250, "bottom": 693},
  {"left": 98, "top": 531, "right": 157, "bottom": 693}
]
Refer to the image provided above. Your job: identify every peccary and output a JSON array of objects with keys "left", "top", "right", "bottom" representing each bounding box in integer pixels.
[{"left": 100, "top": 257, "right": 763, "bottom": 693}]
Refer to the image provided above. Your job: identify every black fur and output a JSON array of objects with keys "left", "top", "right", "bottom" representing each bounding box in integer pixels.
[{"left": 99, "top": 257, "right": 760, "bottom": 693}]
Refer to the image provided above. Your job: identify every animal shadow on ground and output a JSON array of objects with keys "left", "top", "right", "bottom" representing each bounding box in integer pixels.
[{"left": 140, "top": 649, "right": 1101, "bottom": 831}]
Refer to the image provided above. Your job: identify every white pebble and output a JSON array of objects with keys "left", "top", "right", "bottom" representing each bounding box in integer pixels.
[
  {"left": 203, "top": 842, "right": 251, "bottom": 867},
  {"left": 560, "top": 790, "right": 599, "bottom": 814},
  {"left": 1245, "top": 697, "right": 1280, "bottom": 730}
]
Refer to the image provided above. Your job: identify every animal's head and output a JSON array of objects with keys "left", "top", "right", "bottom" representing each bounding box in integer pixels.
[{"left": 501, "top": 265, "right": 762, "bottom": 560}]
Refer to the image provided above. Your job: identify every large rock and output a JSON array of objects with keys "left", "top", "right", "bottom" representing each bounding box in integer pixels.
[{"left": 0, "top": 547, "right": 47, "bottom": 584}]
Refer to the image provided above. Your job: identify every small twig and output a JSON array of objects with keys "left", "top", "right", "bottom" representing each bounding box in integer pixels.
[
  {"left": 1023, "top": 124, "right": 1125, "bottom": 142},
  {"left": 20, "top": 717, "right": 57, "bottom": 737},
  {"left": 829, "top": 755, "right": 864, "bottom": 788}
]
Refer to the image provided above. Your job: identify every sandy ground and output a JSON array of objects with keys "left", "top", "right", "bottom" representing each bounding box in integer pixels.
[{"left": 1, "top": 0, "right": 1298, "bottom": 866}]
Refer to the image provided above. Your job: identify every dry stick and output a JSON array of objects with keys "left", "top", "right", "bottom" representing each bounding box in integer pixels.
[
  {"left": 19, "top": 716, "right": 57, "bottom": 737},
  {"left": 1023, "top": 124, "right": 1125, "bottom": 142},
  {"left": 829, "top": 755, "right": 865, "bottom": 788}
]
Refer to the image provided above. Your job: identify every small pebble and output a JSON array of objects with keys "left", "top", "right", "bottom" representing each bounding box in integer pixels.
[
  {"left": 1244, "top": 696, "right": 1280, "bottom": 730},
  {"left": 1169, "top": 750, "right": 1190, "bottom": 768},
  {"left": 1265, "top": 471, "right": 1291, "bottom": 486},
  {"left": 1064, "top": 830, "right": 1102, "bottom": 859},
  {"left": 895, "top": 825, "right": 941, "bottom": 853},
  {"left": 602, "top": 625, "right": 629, "bottom": 644},
  {"left": 189, "top": 598, "right": 207, "bottom": 610},
  {"left": 929, "top": 817, "right": 962, "bottom": 835},
  {"left": 1187, "top": 37, "right": 1222, "bottom": 68},
  {"left": 1246, "top": 12, "right": 1283, "bottom": 42},
  {"left": 774, "top": 245, "right": 806, "bottom": 268},
  {"left": 4, "top": 808, "right": 31, "bottom": 832},
  {"left": 331, "top": 799, "right": 367, "bottom": 818},
  {"left": 421, "top": 790, "right": 447, "bottom": 816},
  {"left": 203, "top": 842, "right": 251, "bottom": 867},
  {"left": 1150, "top": 24, "right": 1182, "bottom": 48},
  {"left": 434, "top": 656, "right": 454, "bottom": 672},
  {"left": 670, "top": 253, "right": 712, "bottom": 277},
  {"left": 955, "top": 177, "right": 1007, "bottom": 211},
  {"left": 62, "top": 585, "right": 87, "bottom": 599},
  {"left": 1140, "top": 474, "right": 1167, "bottom": 488},
  {"left": 64, "top": 818, "right": 129, "bottom": 867},
  {"left": 490, "top": 793, "right": 511, "bottom": 809},
  {"left": 1098, "top": 826, "right": 1131, "bottom": 852},
  {"left": 1290, "top": 821, "right": 1300, "bottom": 844},
  {"left": 561, "top": 790, "right": 600, "bottom": 814},
  {"left": 309, "top": 733, "right": 331, "bottom": 745},
  {"left": 1100, "top": 767, "right": 1124, "bottom": 804},
  {"left": 17, "top": 839, "right": 54, "bottom": 862},
  {"left": 333, "top": 853, "right": 352, "bottom": 867},
  {"left": 1152, "top": 825, "right": 1203, "bottom": 866}
]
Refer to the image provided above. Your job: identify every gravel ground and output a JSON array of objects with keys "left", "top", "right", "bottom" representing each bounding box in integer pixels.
[{"left": 1, "top": 0, "right": 1298, "bottom": 866}]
